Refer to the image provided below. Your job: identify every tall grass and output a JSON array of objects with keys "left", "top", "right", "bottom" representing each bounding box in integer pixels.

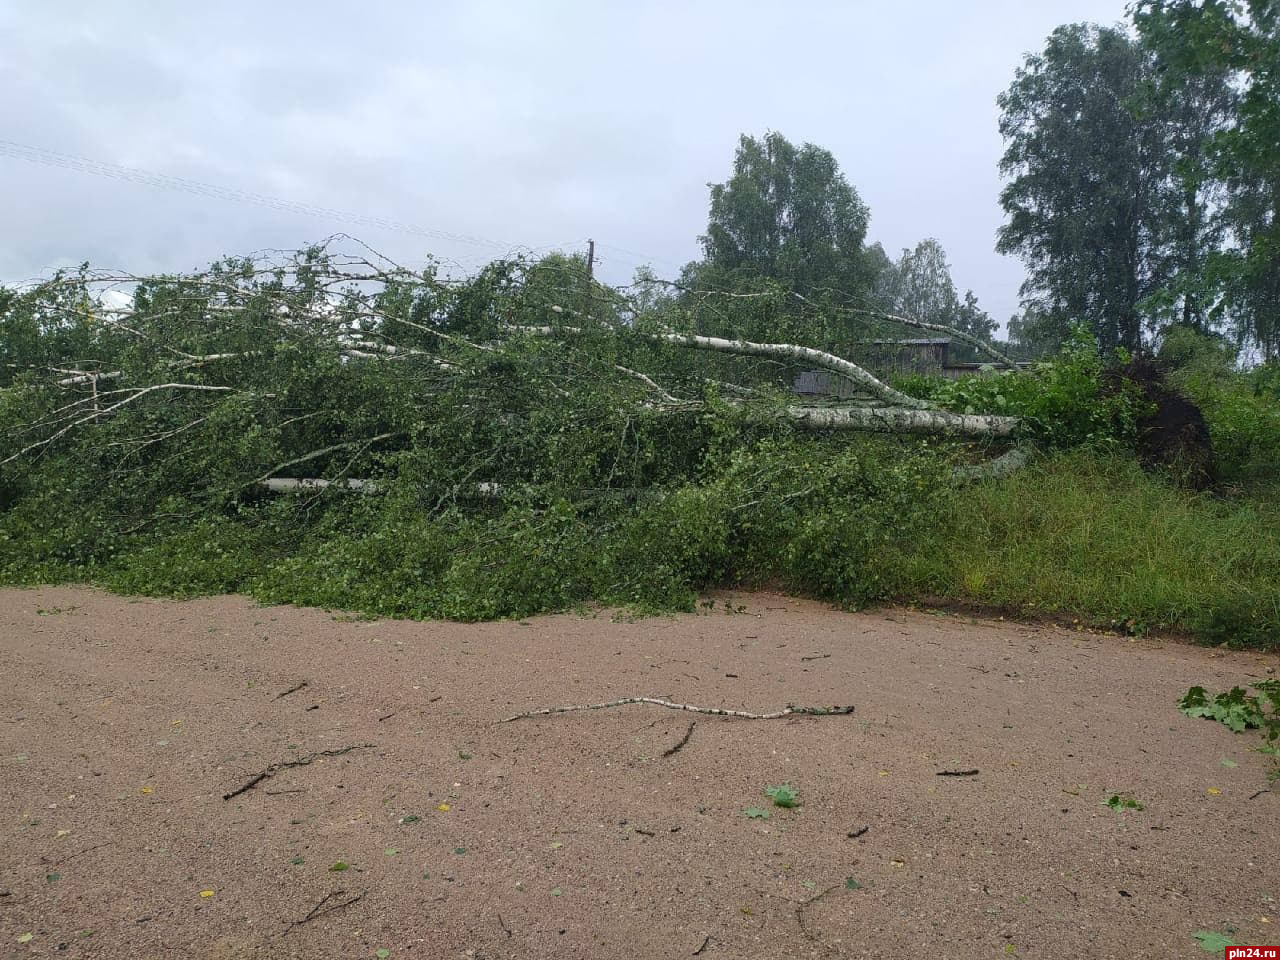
[{"left": 893, "top": 452, "right": 1280, "bottom": 648}]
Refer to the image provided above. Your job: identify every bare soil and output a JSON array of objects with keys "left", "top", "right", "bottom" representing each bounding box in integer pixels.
[{"left": 1, "top": 587, "right": 1277, "bottom": 960}]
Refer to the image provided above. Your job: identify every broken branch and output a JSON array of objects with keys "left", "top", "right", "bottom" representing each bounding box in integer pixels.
[{"left": 499, "top": 697, "right": 853, "bottom": 723}]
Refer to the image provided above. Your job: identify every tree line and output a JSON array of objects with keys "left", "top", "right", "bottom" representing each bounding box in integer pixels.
[{"left": 675, "top": 1, "right": 1279, "bottom": 361}]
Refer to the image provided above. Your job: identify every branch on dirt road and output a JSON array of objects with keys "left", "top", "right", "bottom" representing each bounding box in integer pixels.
[
  {"left": 499, "top": 697, "right": 854, "bottom": 723},
  {"left": 222, "top": 743, "right": 375, "bottom": 800}
]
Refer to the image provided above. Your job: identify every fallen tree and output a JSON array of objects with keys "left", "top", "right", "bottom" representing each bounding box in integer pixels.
[{"left": 0, "top": 242, "right": 1061, "bottom": 619}]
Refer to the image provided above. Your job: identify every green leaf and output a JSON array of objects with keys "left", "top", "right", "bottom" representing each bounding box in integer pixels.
[
  {"left": 384, "top": 848, "right": 398, "bottom": 857},
  {"left": 1103, "top": 793, "right": 1144, "bottom": 812},
  {"left": 45, "top": 872, "right": 60, "bottom": 883},
  {"left": 289, "top": 856, "right": 304, "bottom": 865},
  {"left": 743, "top": 807, "right": 770, "bottom": 819},
  {"left": 1192, "top": 930, "right": 1236, "bottom": 952},
  {"left": 375, "top": 950, "right": 391, "bottom": 959},
  {"left": 328, "top": 861, "right": 349, "bottom": 872},
  {"left": 844, "top": 877, "right": 861, "bottom": 890},
  {"left": 1178, "top": 686, "right": 1214, "bottom": 718},
  {"left": 453, "top": 847, "right": 467, "bottom": 855},
  {"left": 763, "top": 784, "right": 799, "bottom": 808},
  {"left": 1220, "top": 758, "right": 1238, "bottom": 768}
]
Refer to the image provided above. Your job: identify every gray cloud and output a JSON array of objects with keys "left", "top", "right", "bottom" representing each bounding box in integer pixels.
[{"left": 1, "top": 0, "right": 1129, "bottom": 324}]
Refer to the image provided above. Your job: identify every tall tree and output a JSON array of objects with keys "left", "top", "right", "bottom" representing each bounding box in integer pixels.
[
  {"left": 1134, "top": 0, "right": 1280, "bottom": 358},
  {"left": 955, "top": 290, "right": 997, "bottom": 342},
  {"left": 887, "top": 239, "right": 962, "bottom": 326},
  {"left": 997, "top": 24, "right": 1172, "bottom": 351},
  {"left": 694, "top": 132, "right": 873, "bottom": 295}
]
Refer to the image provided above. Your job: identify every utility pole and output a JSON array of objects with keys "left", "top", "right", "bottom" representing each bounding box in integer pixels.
[{"left": 585, "top": 238, "right": 595, "bottom": 280}]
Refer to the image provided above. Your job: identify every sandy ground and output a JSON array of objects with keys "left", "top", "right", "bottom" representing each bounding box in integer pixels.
[{"left": 0, "top": 586, "right": 1277, "bottom": 960}]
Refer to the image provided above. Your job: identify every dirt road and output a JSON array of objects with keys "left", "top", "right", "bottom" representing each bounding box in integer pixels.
[{"left": 0, "top": 586, "right": 1276, "bottom": 959}]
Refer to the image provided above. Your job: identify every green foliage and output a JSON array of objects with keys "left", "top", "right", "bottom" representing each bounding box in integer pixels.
[
  {"left": 1135, "top": 0, "right": 1280, "bottom": 357},
  {"left": 1179, "top": 681, "right": 1280, "bottom": 775},
  {"left": 898, "top": 329, "right": 1143, "bottom": 448},
  {"left": 1161, "top": 327, "right": 1280, "bottom": 480},
  {"left": 1, "top": 245, "right": 1275, "bottom": 649},
  {"left": 998, "top": 24, "right": 1174, "bottom": 351},
  {"left": 695, "top": 131, "right": 873, "bottom": 297}
]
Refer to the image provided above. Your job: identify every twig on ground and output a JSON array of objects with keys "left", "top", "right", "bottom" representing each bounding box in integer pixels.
[
  {"left": 222, "top": 743, "right": 374, "bottom": 800},
  {"left": 377, "top": 711, "right": 398, "bottom": 722},
  {"left": 287, "top": 889, "right": 366, "bottom": 931},
  {"left": 693, "top": 933, "right": 712, "bottom": 956},
  {"left": 56, "top": 841, "right": 112, "bottom": 865},
  {"left": 499, "top": 697, "right": 853, "bottom": 723},
  {"left": 1248, "top": 784, "right": 1274, "bottom": 800},
  {"left": 800, "top": 653, "right": 831, "bottom": 661},
  {"left": 497, "top": 914, "right": 513, "bottom": 938},
  {"left": 796, "top": 883, "right": 842, "bottom": 944},
  {"left": 265, "top": 788, "right": 308, "bottom": 796},
  {"left": 274, "top": 680, "right": 308, "bottom": 700},
  {"left": 846, "top": 826, "right": 869, "bottom": 839},
  {"left": 936, "top": 769, "right": 980, "bottom": 777},
  {"left": 662, "top": 721, "right": 697, "bottom": 757}
]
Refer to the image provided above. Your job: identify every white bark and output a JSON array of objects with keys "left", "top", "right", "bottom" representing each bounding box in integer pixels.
[
  {"left": 783, "top": 405, "right": 1020, "bottom": 437},
  {"left": 508, "top": 324, "right": 933, "bottom": 410},
  {"left": 844, "top": 306, "right": 1019, "bottom": 369},
  {"left": 261, "top": 478, "right": 380, "bottom": 493}
]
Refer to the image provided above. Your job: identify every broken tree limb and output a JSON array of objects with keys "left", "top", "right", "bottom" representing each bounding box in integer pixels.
[
  {"left": 784, "top": 404, "right": 1020, "bottom": 437},
  {"left": 499, "top": 697, "right": 854, "bottom": 723},
  {"left": 839, "top": 305, "right": 1020, "bottom": 369},
  {"left": 221, "top": 743, "right": 374, "bottom": 800},
  {"left": 507, "top": 323, "right": 933, "bottom": 410}
]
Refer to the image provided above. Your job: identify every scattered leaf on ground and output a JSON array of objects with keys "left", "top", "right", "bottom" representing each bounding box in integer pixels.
[
  {"left": 1193, "top": 930, "right": 1237, "bottom": 952},
  {"left": 17, "top": 933, "right": 33, "bottom": 943},
  {"left": 1207, "top": 787, "right": 1222, "bottom": 795},
  {"left": 1221, "top": 758, "right": 1239, "bottom": 768},
  {"left": 763, "top": 784, "right": 799, "bottom": 808},
  {"left": 400, "top": 815, "right": 420, "bottom": 824},
  {"left": 436, "top": 803, "right": 450, "bottom": 812},
  {"left": 845, "top": 877, "right": 862, "bottom": 890},
  {"left": 329, "top": 861, "right": 349, "bottom": 872},
  {"left": 375, "top": 950, "right": 390, "bottom": 959},
  {"left": 551, "top": 887, "right": 563, "bottom": 896},
  {"left": 290, "top": 856, "right": 304, "bottom": 865},
  {"left": 45, "top": 873, "right": 60, "bottom": 883},
  {"left": 453, "top": 847, "right": 467, "bottom": 855},
  {"left": 199, "top": 889, "right": 214, "bottom": 898},
  {"left": 384, "top": 848, "right": 398, "bottom": 857},
  {"left": 744, "top": 807, "right": 770, "bottom": 819},
  {"left": 1104, "top": 793, "right": 1144, "bottom": 812}
]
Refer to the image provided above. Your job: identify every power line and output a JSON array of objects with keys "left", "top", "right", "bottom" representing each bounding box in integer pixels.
[{"left": 0, "top": 138, "right": 526, "bottom": 253}]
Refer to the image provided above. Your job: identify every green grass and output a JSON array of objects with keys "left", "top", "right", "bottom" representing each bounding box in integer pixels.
[{"left": 892, "top": 452, "right": 1280, "bottom": 648}]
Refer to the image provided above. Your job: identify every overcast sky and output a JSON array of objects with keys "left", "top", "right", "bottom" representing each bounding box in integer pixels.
[{"left": 1, "top": 1, "right": 1131, "bottom": 325}]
